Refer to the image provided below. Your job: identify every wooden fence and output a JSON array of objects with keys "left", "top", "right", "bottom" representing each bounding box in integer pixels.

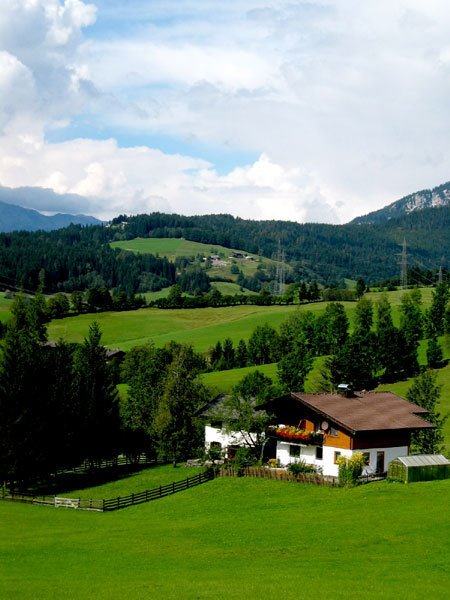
[
  {"left": 102, "top": 470, "right": 214, "bottom": 511},
  {"left": 55, "top": 454, "right": 157, "bottom": 476},
  {"left": 215, "top": 466, "right": 339, "bottom": 486},
  {"left": 1, "top": 469, "right": 214, "bottom": 512}
]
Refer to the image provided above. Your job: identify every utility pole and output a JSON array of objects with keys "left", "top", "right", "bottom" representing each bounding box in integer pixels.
[
  {"left": 398, "top": 239, "right": 408, "bottom": 290},
  {"left": 274, "top": 240, "right": 286, "bottom": 296},
  {"left": 438, "top": 266, "right": 443, "bottom": 285}
]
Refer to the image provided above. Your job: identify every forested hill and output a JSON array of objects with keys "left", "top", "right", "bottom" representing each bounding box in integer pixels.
[
  {"left": 0, "top": 204, "right": 448, "bottom": 294},
  {"left": 111, "top": 206, "right": 450, "bottom": 283}
]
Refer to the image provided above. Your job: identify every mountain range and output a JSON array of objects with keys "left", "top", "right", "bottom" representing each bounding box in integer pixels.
[
  {"left": 351, "top": 181, "right": 450, "bottom": 224},
  {"left": 0, "top": 186, "right": 102, "bottom": 232}
]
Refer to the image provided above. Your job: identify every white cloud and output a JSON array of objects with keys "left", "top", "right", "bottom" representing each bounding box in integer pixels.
[
  {"left": 2, "top": 1, "right": 450, "bottom": 223},
  {"left": 0, "top": 131, "right": 337, "bottom": 222}
]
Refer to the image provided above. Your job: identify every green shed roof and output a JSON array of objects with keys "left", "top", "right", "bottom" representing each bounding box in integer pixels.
[{"left": 395, "top": 454, "right": 450, "bottom": 467}]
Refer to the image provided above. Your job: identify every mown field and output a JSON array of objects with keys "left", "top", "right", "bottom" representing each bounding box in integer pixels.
[
  {"left": 0, "top": 476, "right": 448, "bottom": 599},
  {"left": 47, "top": 304, "right": 303, "bottom": 352},
  {"left": 45, "top": 288, "right": 433, "bottom": 352}
]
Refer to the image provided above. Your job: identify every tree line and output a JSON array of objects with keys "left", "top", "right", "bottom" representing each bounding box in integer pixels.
[
  {"left": 0, "top": 225, "right": 175, "bottom": 295},
  {"left": 110, "top": 207, "right": 450, "bottom": 284},
  {"left": 207, "top": 285, "right": 450, "bottom": 393}
]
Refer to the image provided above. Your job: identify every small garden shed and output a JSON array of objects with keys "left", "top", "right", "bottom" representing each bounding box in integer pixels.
[{"left": 388, "top": 454, "right": 450, "bottom": 483}]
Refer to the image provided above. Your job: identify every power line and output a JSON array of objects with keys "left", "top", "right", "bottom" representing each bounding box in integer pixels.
[
  {"left": 274, "top": 240, "right": 286, "bottom": 296},
  {"left": 398, "top": 238, "right": 408, "bottom": 289}
]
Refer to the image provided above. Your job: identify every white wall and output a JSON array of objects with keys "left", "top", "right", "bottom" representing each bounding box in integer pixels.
[
  {"left": 276, "top": 442, "right": 409, "bottom": 477},
  {"left": 360, "top": 446, "right": 409, "bottom": 476},
  {"left": 204, "top": 425, "right": 250, "bottom": 456},
  {"left": 276, "top": 441, "right": 328, "bottom": 472}
]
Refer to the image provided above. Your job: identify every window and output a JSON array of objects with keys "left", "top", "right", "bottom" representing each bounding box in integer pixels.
[
  {"left": 290, "top": 445, "right": 301, "bottom": 458},
  {"left": 330, "top": 426, "right": 338, "bottom": 437},
  {"left": 334, "top": 451, "right": 341, "bottom": 464},
  {"left": 315, "top": 446, "right": 323, "bottom": 460},
  {"left": 362, "top": 452, "right": 370, "bottom": 465}
]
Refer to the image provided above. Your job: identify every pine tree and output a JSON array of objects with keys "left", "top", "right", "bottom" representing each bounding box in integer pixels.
[
  {"left": 74, "top": 322, "right": 120, "bottom": 466},
  {"left": 426, "top": 335, "right": 443, "bottom": 369},
  {"left": 154, "top": 345, "right": 211, "bottom": 464},
  {"left": 407, "top": 370, "right": 446, "bottom": 454},
  {"left": 277, "top": 341, "right": 313, "bottom": 392},
  {"left": 236, "top": 339, "right": 248, "bottom": 368}
]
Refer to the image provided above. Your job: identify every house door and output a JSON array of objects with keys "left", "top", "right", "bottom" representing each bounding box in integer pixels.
[{"left": 376, "top": 451, "right": 385, "bottom": 474}]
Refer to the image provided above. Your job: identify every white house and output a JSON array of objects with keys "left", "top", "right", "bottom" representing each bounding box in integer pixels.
[{"left": 205, "top": 389, "right": 435, "bottom": 477}]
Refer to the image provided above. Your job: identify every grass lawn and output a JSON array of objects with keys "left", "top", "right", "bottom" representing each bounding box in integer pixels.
[{"left": 0, "top": 477, "right": 448, "bottom": 599}]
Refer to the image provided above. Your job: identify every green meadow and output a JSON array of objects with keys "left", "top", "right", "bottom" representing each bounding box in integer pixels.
[
  {"left": 46, "top": 288, "right": 432, "bottom": 352},
  {"left": 110, "top": 237, "right": 242, "bottom": 261},
  {"left": 0, "top": 477, "right": 448, "bottom": 599},
  {"left": 47, "top": 304, "right": 303, "bottom": 352},
  {"left": 110, "top": 236, "right": 275, "bottom": 281}
]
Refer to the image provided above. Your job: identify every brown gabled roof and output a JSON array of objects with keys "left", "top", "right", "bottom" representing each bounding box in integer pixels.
[{"left": 288, "top": 391, "right": 435, "bottom": 434}]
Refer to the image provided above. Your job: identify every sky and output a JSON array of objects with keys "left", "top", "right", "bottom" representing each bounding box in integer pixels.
[{"left": 1, "top": 1, "right": 450, "bottom": 223}]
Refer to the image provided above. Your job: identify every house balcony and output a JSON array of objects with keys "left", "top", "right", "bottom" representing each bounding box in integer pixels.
[{"left": 268, "top": 425, "right": 324, "bottom": 446}]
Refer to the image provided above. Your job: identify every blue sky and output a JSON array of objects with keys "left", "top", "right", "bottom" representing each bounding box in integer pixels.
[{"left": 1, "top": 1, "right": 450, "bottom": 222}]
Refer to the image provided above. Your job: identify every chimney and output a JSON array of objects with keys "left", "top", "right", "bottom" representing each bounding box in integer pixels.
[{"left": 337, "top": 383, "right": 354, "bottom": 398}]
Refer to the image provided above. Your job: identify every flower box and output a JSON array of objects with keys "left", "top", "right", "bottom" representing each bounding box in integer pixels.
[{"left": 269, "top": 425, "right": 323, "bottom": 445}]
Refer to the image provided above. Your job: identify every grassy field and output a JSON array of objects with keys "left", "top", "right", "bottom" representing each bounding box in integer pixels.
[
  {"left": 0, "top": 477, "right": 448, "bottom": 599},
  {"left": 47, "top": 304, "right": 304, "bottom": 352},
  {"left": 110, "top": 237, "right": 276, "bottom": 282},
  {"left": 45, "top": 288, "right": 434, "bottom": 353}
]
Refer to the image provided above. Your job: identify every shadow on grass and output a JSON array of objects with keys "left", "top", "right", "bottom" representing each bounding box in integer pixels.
[{"left": 26, "top": 462, "right": 165, "bottom": 496}]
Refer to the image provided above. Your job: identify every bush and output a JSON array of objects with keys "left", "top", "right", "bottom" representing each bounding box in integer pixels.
[
  {"left": 232, "top": 447, "right": 253, "bottom": 476},
  {"left": 286, "top": 461, "right": 316, "bottom": 475},
  {"left": 337, "top": 452, "right": 366, "bottom": 486}
]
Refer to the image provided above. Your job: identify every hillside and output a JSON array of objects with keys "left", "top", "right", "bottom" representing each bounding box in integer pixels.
[
  {"left": 111, "top": 207, "right": 450, "bottom": 284},
  {"left": 110, "top": 237, "right": 281, "bottom": 290}
]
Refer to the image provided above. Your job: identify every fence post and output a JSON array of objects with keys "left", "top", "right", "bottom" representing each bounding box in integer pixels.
[
  {"left": 131, "top": 493, "right": 134, "bottom": 506},
  {"left": 159, "top": 485, "right": 162, "bottom": 497},
  {"left": 172, "top": 481, "right": 175, "bottom": 493},
  {"left": 102, "top": 499, "right": 105, "bottom": 512},
  {"left": 186, "top": 477, "right": 189, "bottom": 489},
  {"left": 117, "top": 496, "right": 120, "bottom": 509}
]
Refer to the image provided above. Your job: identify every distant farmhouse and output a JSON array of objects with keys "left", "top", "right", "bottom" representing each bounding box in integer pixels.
[{"left": 205, "top": 387, "right": 435, "bottom": 477}]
